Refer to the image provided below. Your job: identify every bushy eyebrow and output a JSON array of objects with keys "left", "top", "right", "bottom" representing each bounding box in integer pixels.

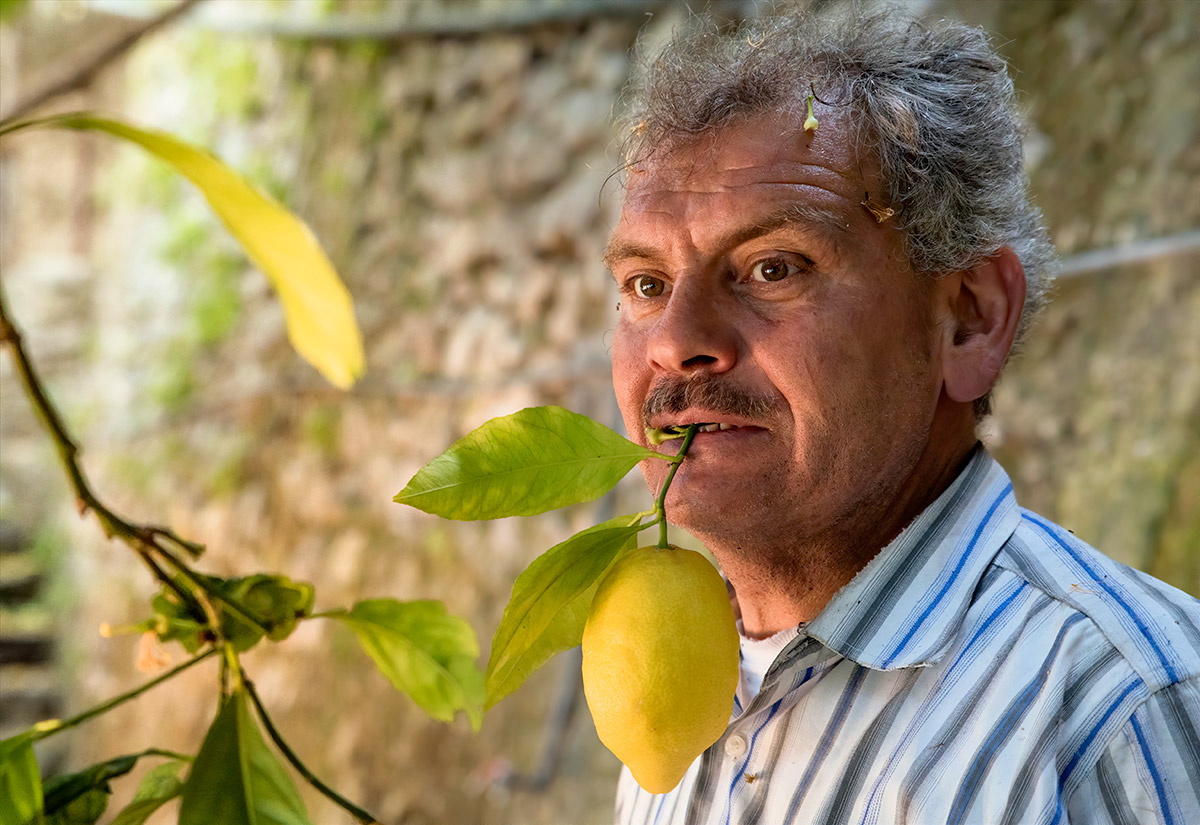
[{"left": 602, "top": 203, "right": 853, "bottom": 271}]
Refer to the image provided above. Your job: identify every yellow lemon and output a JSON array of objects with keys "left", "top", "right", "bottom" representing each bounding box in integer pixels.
[{"left": 582, "top": 545, "right": 739, "bottom": 794}]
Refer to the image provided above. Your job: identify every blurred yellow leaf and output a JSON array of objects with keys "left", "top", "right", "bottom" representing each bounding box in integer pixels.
[{"left": 0, "top": 113, "right": 364, "bottom": 388}]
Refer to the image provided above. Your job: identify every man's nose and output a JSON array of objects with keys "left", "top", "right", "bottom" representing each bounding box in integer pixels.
[{"left": 645, "top": 281, "right": 738, "bottom": 375}]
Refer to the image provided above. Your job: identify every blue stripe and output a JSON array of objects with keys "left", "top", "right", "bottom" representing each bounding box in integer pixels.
[
  {"left": 1059, "top": 677, "right": 1142, "bottom": 786},
  {"left": 1131, "top": 714, "right": 1176, "bottom": 825},
  {"left": 721, "top": 697, "right": 784, "bottom": 825},
  {"left": 626, "top": 781, "right": 642, "bottom": 825},
  {"left": 783, "top": 666, "right": 868, "bottom": 822},
  {"left": 947, "top": 613, "right": 1086, "bottom": 825},
  {"left": 883, "top": 483, "right": 1011, "bottom": 668},
  {"left": 860, "top": 577, "right": 1029, "bottom": 822},
  {"left": 1045, "top": 795, "right": 1065, "bottom": 825},
  {"left": 1024, "top": 512, "right": 1178, "bottom": 683},
  {"left": 651, "top": 792, "right": 667, "bottom": 825},
  {"left": 945, "top": 577, "right": 1027, "bottom": 673}
]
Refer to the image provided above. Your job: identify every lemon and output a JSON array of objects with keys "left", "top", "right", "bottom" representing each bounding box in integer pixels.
[{"left": 582, "top": 545, "right": 739, "bottom": 794}]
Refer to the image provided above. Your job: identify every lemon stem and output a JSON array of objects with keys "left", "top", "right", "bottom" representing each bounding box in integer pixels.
[{"left": 656, "top": 424, "right": 699, "bottom": 548}]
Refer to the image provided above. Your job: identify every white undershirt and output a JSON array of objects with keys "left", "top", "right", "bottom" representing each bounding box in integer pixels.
[{"left": 737, "top": 623, "right": 803, "bottom": 700}]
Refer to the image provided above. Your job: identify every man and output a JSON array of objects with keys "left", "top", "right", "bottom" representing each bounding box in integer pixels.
[{"left": 603, "top": 5, "right": 1199, "bottom": 824}]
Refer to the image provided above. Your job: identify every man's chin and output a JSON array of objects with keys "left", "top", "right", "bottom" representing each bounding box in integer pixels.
[{"left": 662, "top": 480, "right": 758, "bottom": 535}]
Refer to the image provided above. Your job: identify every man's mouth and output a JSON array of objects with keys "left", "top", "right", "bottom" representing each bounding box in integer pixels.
[
  {"left": 647, "top": 422, "right": 745, "bottom": 444},
  {"left": 689, "top": 422, "right": 739, "bottom": 433}
]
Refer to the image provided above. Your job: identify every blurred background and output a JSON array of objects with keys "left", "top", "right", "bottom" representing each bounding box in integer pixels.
[{"left": 0, "top": 0, "right": 1196, "bottom": 823}]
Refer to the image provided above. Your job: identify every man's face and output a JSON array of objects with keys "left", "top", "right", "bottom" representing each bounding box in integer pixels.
[{"left": 606, "top": 112, "right": 951, "bottom": 552}]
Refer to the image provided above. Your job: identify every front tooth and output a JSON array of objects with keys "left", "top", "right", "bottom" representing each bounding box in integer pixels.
[
  {"left": 698, "top": 423, "right": 719, "bottom": 433},
  {"left": 718, "top": 423, "right": 736, "bottom": 431}
]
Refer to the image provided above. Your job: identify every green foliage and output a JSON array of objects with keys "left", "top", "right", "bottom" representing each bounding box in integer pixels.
[
  {"left": 206, "top": 38, "right": 262, "bottom": 120},
  {"left": 28, "top": 524, "right": 69, "bottom": 568},
  {"left": 392, "top": 409, "right": 698, "bottom": 713},
  {"left": 326, "top": 599, "right": 485, "bottom": 729},
  {"left": 0, "top": 0, "right": 29, "bottom": 24},
  {"left": 394, "top": 406, "right": 661, "bottom": 520},
  {"left": 41, "top": 754, "right": 138, "bottom": 825},
  {"left": 159, "top": 216, "right": 245, "bottom": 346},
  {"left": 179, "top": 690, "right": 312, "bottom": 825},
  {"left": 152, "top": 573, "right": 314, "bottom": 653},
  {"left": 302, "top": 404, "right": 341, "bottom": 457},
  {"left": 0, "top": 110, "right": 398, "bottom": 823},
  {"left": 44, "top": 791, "right": 105, "bottom": 825},
  {"left": 485, "top": 516, "right": 645, "bottom": 710},
  {"left": 108, "top": 762, "right": 185, "bottom": 825},
  {"left": 0, "top": 111, "right": 669, "bottom": 822},
  {"left": 149, "top": 339, "right": 199, "bottom": 413},
  {"left": 0, "top": 733, "right": 41, "bottom": 825}
]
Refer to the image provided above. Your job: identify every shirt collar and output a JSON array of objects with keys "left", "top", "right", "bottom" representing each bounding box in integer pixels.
[{"left": 800, "top": 445, "right": 1020, "bottom": 671}]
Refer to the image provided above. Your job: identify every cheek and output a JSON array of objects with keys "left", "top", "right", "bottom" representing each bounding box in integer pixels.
[
  {"left": 762, "top": 299, "right": 928, "bottom": 422},
  {"left": 610, "top": 322, "right": 646, "bottom": 427}
]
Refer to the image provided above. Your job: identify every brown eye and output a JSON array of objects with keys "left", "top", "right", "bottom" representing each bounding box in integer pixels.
[
  {"left": 750, "top": 257, "right": 793, "bottom": 282},
  {"left": 633, "top": 274, "right": 665, "bottom": 297}
]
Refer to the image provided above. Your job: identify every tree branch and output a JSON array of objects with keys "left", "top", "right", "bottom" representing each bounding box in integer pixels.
[
  {"left": 242, "top": 676, "right": 379, "bottom": 825},
  {"left": 32, "top": 648, "right": 218, "bottom": 742},
  {"left": 0, "top": 0, "right": 207, "bottom": 124},
  {"left": 0, "top": 281, "right": 207, "bottom": 574}
]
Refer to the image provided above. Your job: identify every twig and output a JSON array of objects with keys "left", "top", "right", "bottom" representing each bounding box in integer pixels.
[
  {"left": 138, "top": 747, "right": 194, "bottom": 762},
  {"left": 0, "top": 0, "right": 207, "bottom": 124},
  {"left": 656, "top": 425, "right": 698, "bottom": 548},
  {"left": 0, "top": 284, "right": 204, "bottom": 561},
  {"left": 0, "top": 279, "right": 239, "bottom": 678},
  {"left": 242, "top": 676, "right": 379, "bottom": 825},
  {"left": 32, "top": 648, "right": 218, "bottom": 742},
  {"left": 0, "top": 282, "right": 207, "bottom": 570}
]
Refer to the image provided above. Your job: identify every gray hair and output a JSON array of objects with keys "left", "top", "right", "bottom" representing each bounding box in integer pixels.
[{"left": 616, "top": 3, "right": 1057, "bottom": 415}]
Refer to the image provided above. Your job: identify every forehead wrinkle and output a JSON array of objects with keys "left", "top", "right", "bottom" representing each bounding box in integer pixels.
[
  {"left": 602, "top": 200, "right": 855, "bottom": 272},
  {"left": 604, "top": 164, "right": 862, "bottom": 271},
  {"left": 739, "top": 202, "right": 854, "bottom": 255}
]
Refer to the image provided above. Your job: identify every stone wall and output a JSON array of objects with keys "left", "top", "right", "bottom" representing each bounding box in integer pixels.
[{"left": 0, "top": 1, "right": 1196, "bottom": 823}]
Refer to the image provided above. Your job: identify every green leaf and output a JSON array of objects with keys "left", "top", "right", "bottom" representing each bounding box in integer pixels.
[
  {"left": 0, "top": 113, "right": 363, "bottom": 389},
  {"left": 327, "top": 599, "right": 485, "bottom": 729},
  {"left": 228, "top": 575, "right": 315, "bottom": 643},
  {"left": 108, "top": 761, "right": 185, "bottom": 825},
  {"left": 485, "top": 516, "right": 645, "bottom": 710},
  {"left": 0, "top": 733, "right": 41, "bottom": 825},
  {"left": 395, "top": 406, "right": 661, "bottom": 520},
  {"left": 43, "top": 791, "right": 106, "bottom": 825},
  {"left": 41, "top": 754, "right": 137, "bottom": 824},
  {"left": 152, "top": 573, "right": 315, "bottom": 654},
  {"left": 179, "top": 690, "right": 312, "bottom": 825}
]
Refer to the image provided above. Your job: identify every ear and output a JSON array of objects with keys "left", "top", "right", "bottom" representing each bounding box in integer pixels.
[{"left": 939, "top": 246, "right": 1026, "bottom": 405}]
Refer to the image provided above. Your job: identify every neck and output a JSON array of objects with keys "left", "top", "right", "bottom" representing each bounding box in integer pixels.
[{"left": 708, "top": 418, "right": 979, "bottom": 639}]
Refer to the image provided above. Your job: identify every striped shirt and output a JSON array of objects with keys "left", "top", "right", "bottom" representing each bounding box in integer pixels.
[{"left": 614, "top": 447, "right": 1200, "bottom": 825}]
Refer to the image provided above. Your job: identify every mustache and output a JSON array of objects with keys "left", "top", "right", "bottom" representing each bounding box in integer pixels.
[{"left": 643, "top": 375, "right": 775, "bottom": 422}]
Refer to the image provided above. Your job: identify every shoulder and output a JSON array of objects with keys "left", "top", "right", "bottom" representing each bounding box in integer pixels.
[{"left": 992, "top": 508, "right": 1200, "bottom": 693}]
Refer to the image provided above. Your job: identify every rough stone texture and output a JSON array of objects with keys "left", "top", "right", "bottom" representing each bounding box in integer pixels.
[{"left": 0, "top": 1, "right": 1196, "bottom": 824}]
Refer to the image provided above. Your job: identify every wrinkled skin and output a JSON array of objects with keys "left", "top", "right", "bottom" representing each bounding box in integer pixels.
[{"left": 606, "top": 111, "right": 1024, "bottom": 635}]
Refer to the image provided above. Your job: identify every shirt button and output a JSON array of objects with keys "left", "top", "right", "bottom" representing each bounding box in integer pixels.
[{"left": 725, "top": 734, "right": 748, "bottom": 757}]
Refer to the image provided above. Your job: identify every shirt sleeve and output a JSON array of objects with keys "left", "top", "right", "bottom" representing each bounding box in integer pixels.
[{"left": 1068, "top": 676, "right": 1200, "bottom": 825}]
